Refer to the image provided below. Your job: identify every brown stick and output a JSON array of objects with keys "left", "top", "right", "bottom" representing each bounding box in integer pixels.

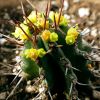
[
  {"left": 44, "top": 3, "right": 49, "bottom": 30},
  {"left": 57, "top": 0, "right": 64, "bottom": 26}
]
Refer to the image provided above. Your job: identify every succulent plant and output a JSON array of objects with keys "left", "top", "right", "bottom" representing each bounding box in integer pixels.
[{"left": 10, "top": 1, "right": 95, "bottom": 99}]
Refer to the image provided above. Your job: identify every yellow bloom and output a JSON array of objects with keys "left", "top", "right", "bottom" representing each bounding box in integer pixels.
[
  {"left": 24, "top": 11, "right": 37, "bottom": 24},
  {"left": 65, "top": 26, "right": 79, "bottom": 45},
  {"left": 12, "top": 23, "right": 31, "bottom": 41},
  {"left": 24, "top": 48, "right": 38, "bottom": 61},
  {"left": 41, "top": 30, "right": 51, "bottom": 41},
  {"left": 67, "top": 27, "right": 79, "bottom": 39},
  {"left": 37, "top": 48, "right": 46, "bottom": 58},
  {"left": 49, "top": 11, "right": 68, "bottom": 26},
  {"left": 50, "top": 32, "right": 58, "bottom": 42},
  {"left": 65, "top": 35, "right": 75, "bottom": 45},
  {"left": 37, "top": 18, "right": 49, "bottom": 29}
]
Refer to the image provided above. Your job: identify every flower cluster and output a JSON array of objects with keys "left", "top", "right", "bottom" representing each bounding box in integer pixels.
[
  {"left": 41, "top": 30, "right": 58, "bottom": 42},
  {"left": 12, "top": 23, "right": 31, "bottom": 41},
  {"left": 12, "top": 11, "right": 79, "bottom": 45},
  {"left": 24, "top": 11, "right": 49, "bottom": 29},
  {"left": 24, "top": 48, "right": 46, "bottom": 61},
  {"left": 65, "top": 26, "right": 79, "bottom": 45},
  {"left": 49, "top": 11, "right": 68, "bottom": 26}
]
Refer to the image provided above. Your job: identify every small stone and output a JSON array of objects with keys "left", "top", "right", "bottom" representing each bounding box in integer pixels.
[
  {"left": 92, "top": 54, "right": 99, "bottom": 60},
  {"left": 12, "top": 68, "right": 16, "bottom": 73},
  {"left": 91, "top": 28, "right": 97, "bottom": 37},
  {"left": 78, "top": 8, "right": 90, "bottom": 17},
  {"left": 27, "top": 80, "right": 31, "bottom": 85},
  {"left": 13, "top": 56, "right": 21, "bottom": 63},
  {"left": 81, "top": 28, "right": 91, "bottom": 35},
  {"left": 63, "top": 0, "right": 69, "bottom": 11},
  {"left": 3, "top": 13, "right": 10, "bottom": 19},
  {"left": 17, "top": 65, "right": 21, "bottom": 70},
  {"left": 15, "top": 50, "right": 19, "bottom": 54},
  {"left": 93, "top": 90, "right": 100, "bottom": 99},
  {"left": 25, "top": 85, "right": 36, "bottom": 93},
  {"left": 87, "top": 20, "right": 95, "bottom": 26},
  {"left": 96, "top": 57, "right": 100, "bottom": 61},
  {"left": 64, "top": 14, "right": 70, "bottom": 19},
  {"left": 3, "top": 59, "right": 7, "bottom": 63},
  {"left": 98, "top": 30, "right": 100, "bottom": 35},
  {"left": 39, "top": 87, "right": 45, "bottom": 93},
  {"left": 73, "top": 0, "right": 80, "bottom": 3},
  {"left": 0, "top": 92, "right": 6, "bottom": 99},
  {"left": 0, "top": 38, "right": 7, "bottom": 45},
  {"left": 85, "top": 97, "right": 90, "bottom": 100}
]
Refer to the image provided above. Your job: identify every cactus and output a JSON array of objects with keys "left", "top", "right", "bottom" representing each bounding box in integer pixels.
[{"left": 11, "top": 3, "right": 95, "bottom": 99}]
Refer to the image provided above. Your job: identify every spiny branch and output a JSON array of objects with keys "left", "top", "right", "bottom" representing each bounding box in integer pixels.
[
  {"left": 16, "top": 21, "right": 33, "bottom": 42},
  {"left": 26, "top": 0, "right": 37, "bottom": 11},
  {"left": 44, "top": 3, "right": 49, "bottom": 30},
  {"left": 0, "top": 33, "right": 23, "bottom": 46},
  {"left": 58, "top": 0, "right": 64, "bottom": 26},
  {"left": 54, "top": 14, "right": 57, "bottom": 30},
  {"left": 47, "top": 0, "right": 52, "bottom": 17}
]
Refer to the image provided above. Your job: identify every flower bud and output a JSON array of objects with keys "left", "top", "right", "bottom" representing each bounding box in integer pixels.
[
  {"left": 50, "top": 32, "right": 58, "bottom": 42},
  {"left": 24, "top": 48, "right": 38, "bottom": 61},
  {"left": 65, "top": 35, "right": 75, "bottom": 45},
  {"left": 24, "top": 11, "right": 37, "bottom": 24},
  {"left": 38, "top": 48, "right": 46, "bottom": 58},
  {"left": 12, "top": 23, "right": 31, "bottom": 41},
  {"left": 41, "top": 30, "right": 51, "bottom": 41},
  {"left": 67, "top": 27, "right": 79, "bottom": 39}
]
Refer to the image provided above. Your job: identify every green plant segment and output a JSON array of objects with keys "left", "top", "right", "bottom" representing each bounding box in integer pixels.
[{"left": 12, "top": 9, "right": 94, "bottom": 99}]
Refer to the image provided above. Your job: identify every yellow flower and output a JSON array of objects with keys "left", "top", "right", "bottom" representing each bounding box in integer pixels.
[
  {"left": 37, "top": 18, "right": 49, "bottom": 29},
  {"left": 65, "top": 26, "right": 79, "bottom": 45},
  {"left": 24, "top": 11, "right": 37, "bottom": 24},
  {"left": 41, "top": 30, "right": 51, "bottom": 41},
  {"left": 65, "top": 35, "right": 75, "bottom": 45},
  {"left": 49, "top": 11, "right": 68, "bottom": 26},
  {"left": 37, "top": 48, "right": 46, "bottom": 58},
  {"left": 24, "top": 48, "right": 38, "bottom": 61},
  {"left": 50, "top": 32, "right": 58, "bottom": 42},
  {"left": 67, "top": 27, "right": 79, "bottom": 39},
  {"left": 12, "top": 23, "right": 31, "bottom": 41}
]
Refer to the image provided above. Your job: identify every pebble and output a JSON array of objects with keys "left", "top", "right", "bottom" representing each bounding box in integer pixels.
[
  {"left": 39, "top": 87, "right": 45, "bottom": 93},
  {"left": 92, "top": 54, "right": 100, "bottom": 60},
  {"left": 93, "top": 90, "right": 100, "bottom": 99},
  {"left": 13, "top": 56, "right": 21, "bottom": 63},
  {"left": 0, "top": 92, "right": 6, "bottom": 100},
  {"left": 91, "top": 28, "right": 97, "bottom": 37},
  {"left": 87, "top": 20, "right": 95, "bottom": 26},
  {"left": 15, "top": 50, "right": 19, "bottom": 54},
  {"left": 25, "top": 85, "right": 36, "bottom": 93},
  {"left": 27, "top": 80, "right": 31, "bottom": 85},
  {"left": 73, "top": 0, "right": 80, "bottom": 3},
  {"left": 0, "top": 38, "right": 7, "bottom": 45},
  {"left": 78, "top": 8, "right": 90, "bottom": 17},
  {"left": 3, "top": 59, "right": 7, "bottom": 63},
  {"left": 63, "top": 0, "right": 69, "bottom": 11},
  {"left": 3, "top": 13, "right": 10, "bottom": 19},
  {"left": 81, "top": 28, "right": 91, "bottom": 35},
  {"left": 98, "top": 30, "right": 100, "bottom": 35},
  {"left": 64, "top": 14, "right": 70, "bottom": 19}
]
